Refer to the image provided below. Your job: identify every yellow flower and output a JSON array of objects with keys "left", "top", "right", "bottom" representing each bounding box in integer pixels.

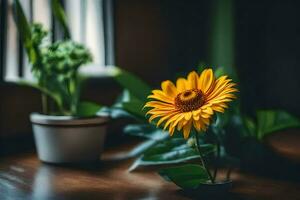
[{"left": 144, "top": 69, "right": 237, "bottom": 139}]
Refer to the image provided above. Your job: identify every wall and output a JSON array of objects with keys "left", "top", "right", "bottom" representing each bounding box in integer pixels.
[{"left": 1, "top": 0, "right": 300, "bottom": 153}]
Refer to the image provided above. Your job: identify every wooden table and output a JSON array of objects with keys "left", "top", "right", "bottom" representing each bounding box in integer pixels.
[{"left": 1, "top": 143, "right": 300, "bottom": 200}]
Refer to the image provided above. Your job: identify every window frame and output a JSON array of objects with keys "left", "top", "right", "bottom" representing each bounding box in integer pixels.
[
  {"left": 0, "top": 0, "right": 116, "bottom": 84},
  {"left": 0, "top": 0, "right": 117, "bottom": 145}
]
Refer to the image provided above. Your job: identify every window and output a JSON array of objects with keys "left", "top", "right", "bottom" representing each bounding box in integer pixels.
[{"left": 0, "top": 0, "right": 114, "bottom": 82}]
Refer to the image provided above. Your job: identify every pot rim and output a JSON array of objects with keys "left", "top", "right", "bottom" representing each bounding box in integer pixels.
[{"left": 30, "top": 112, "right": 109, "bottom": 126}]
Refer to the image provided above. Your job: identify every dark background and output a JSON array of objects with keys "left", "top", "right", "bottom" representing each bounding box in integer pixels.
[
  {"left": 0, "top": 0, "right": 300, "bottom": 149},
  {"left": 115, "top": 0, "right": 300, "bottom": 115}
]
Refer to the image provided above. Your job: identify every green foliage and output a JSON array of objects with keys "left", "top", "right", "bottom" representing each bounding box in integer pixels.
[
  {"left": 122, "top": 100, "right": 145, "bottom": 120},
  {"left": 18, "top": 79, "right": 64, "bottom": 112},
  {"left": 51, "top": 0, "right": 71, "bottom": 39},
  {"left": 256, "top": 110, "right": 300, "bottom": 140},
  {"left": 219, "top": 109, "right": 300, "bottom": 142},
  {"left": 108, "top": 46, "right": 300, "bottom": 173},
  {"left": 31, "top": 24, "right": 48, "bottom": 48},
  {"left": 124, "top": 124, "right": 169, "bottom": 140},
  {"left": 114, "top": 66, "right": 300, "bottom": 173},
  {"left": 243, "top": 116, "right": 257, "bottom": 137},
  {"left": 112, "top": 67, "right": 151, "bottom": 101},
  {"left": 103, "top": 89, "right": 147, "bottom": 121},
  {"left": 13, "top": 0, "right": 36, "bottom": 64},
  {"left": 13, "top": 0, "right": 98, "bottom": 117},
  {"left": 159, "top": 164, "right": 209, "bottom": 189},
  {"left": 77, "top": 102, "right": 102, "bottom": 117},
  {"left": 129, "top": 138, "right": 215, "bottom": 171},
  {"left": 41, "top": 40, "right": 92, "bottom": 76},
  {"left": 106, "top": 68, "right": 151, "bottom": 120}
]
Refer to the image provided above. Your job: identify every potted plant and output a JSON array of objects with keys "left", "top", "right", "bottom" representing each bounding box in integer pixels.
[
  {"left": 108, "top": 65, "right": 300, "bottom": 180},
  {"left": 144, "top": 69, "right": 238, "bottom": 197},
  {"left": 12, "top": 0, "right": 108, "bottom": 163}
]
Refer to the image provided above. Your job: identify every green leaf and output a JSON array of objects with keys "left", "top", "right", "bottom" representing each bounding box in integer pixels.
[
  {"left": 17, "top": 79, "right": 64, "bottom": 112},
  {"left": 114, "top": 90, "right": 137, "bottom": 105},
  {"left": 51, "top": 0, "right": 71, "bottom": 39},
  {"left": 122, "top": 100, "right": 146, "bottom": 120},
  {"left": 143, "top": 144, "right": 214, "bottom": 164},
  {"left": 108, "top": 90, "right": 146, "bottom": 120},
  {"left": 243, "top": 116, "right": 257, "bottom": 137},
  {"left": 143, "top": 139, "right": 190, "bottom": 156},
  {"left": 159, "top": 164, "right": 209, "bottom": 189},
  {"left": 214, "top": 67, "right": 226, "bottom": 78},
  {"left": 129, "top": 139, "right": 215, "bottom": 171},
  {"left": 126, "top": 139, "right": 161, "bottom": 159},
  {"left": 12, "top": 0, "right": 36, "bottom": 63},
  {"left": 112, "top": 67, "right": 151, "bottom": 101},
  {"left": 100, "top": 106, "right": 135, "bottom": 119},
  {"left": 76, "top": 101, "right": 102, "bottom": 117},
  {"left": 197, "top": 61, "right": 208, "bottom": 73},
  {"left": 118, "top": 124, "right": 169, "bottom": 159},
  {"left": 12, "top": 0, "right": 31, "bottom": 41},
  {"left": 257, "top": 110, "right": 300, "bottom": 140},
  {"left": 124, "top": 124, "right": 169, "bottom": 140}
]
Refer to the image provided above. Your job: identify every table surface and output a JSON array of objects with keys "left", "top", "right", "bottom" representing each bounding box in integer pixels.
[{"left": 1, "top": 142, "right": 300, "bottom": 200}]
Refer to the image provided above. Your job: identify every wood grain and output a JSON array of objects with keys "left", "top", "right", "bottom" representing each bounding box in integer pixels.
[{"left": 1, "top": 142, "right": 300, "bottom": 200}]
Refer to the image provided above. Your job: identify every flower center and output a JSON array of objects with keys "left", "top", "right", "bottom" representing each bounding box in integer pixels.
[{"left": 175, "top": 89, "right": 204, "bottom": 112}]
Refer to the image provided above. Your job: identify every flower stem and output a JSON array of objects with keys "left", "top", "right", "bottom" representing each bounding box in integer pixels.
[
  {"left": 195, "top": 133, "right": 215, "bottom": 184},
  {"left": 213, "top": 141, "right": 221, "bottom": 182}
]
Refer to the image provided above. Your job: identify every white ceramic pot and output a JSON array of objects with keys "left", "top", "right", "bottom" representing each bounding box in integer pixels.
[{"left": 30, "top": 113, "right": 108, "bottom": 163}]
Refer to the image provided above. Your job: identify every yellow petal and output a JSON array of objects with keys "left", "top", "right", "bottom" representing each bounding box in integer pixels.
[
  {"left": 144, "top": 101, "right": 173, "bottom": 109},
  {"left": 202, "top": 117, "right": 210, "bottom": 125},
  {"left": 207, "top": 86, "right": 235, "bottom": 101},
  {"left": 200, "top": 113, "right": 211, "bottom": 119},
  {"left": 146, "top": 105, "right": 171, "bottom": 110},
  {"left": 192, "top": 110, "right": 201, "bottom": 120},
  {"left": 193, "top": 109, "right": 202, "bottom": 116},
  {"left": 193, "top": 120, "right": 201, "bottom": 131},
  {"left": 147, "top": 110, "right": 172, "bottom": 116},
  {"left": 169, "top": 125, "right": 175, "bottom": 136},
  {"left": 211, "top": 106, "right": 225, "bottom": 113},
  {"left": 201, "top": 103, "right": 212, "bottom": 110},
  {"left": 164, "top": 114, "right": 180, "bottom": 130},
  {"left": 178, "top": 120, "right": 189, "bottom": 131},
  {"left": 147, "top": 95, "right": 173, "bottom": 104},
  {"left": 202, "top": 107, "right": 213, "bottom": 115},
  {"left": 212, "top": 93, "right": 236, "bottom": 101},
  {"left": 187, "top": 71, "right": 198, "bottom": 90},
  {"left": 148, "top": 90, "right": 174, "bottom": 104},
  {"left": 193, "top": 114, "right": 200, "bottom": 121},
  {"left": 194, "top": 119, "right": 206, "bottom": 131},
  {"left": 147, "top": 108, "right": 174, "bottom": 115},
  {"left": 207, "top": 98, "right": 233, "bottom": 105},
  {"left": 219, "top": 103, "right": 229, "bottom": 108},
  {"left": 161, "top": 80, "right": 178, "bottom": 98},
  {"left": 205, "top": 77, "right": 228, "bottom": 98},
  {"left": 176, "top": 78, "right": 187, "bottom": 92},
  {"left": 148, "top": 114, "right": 162, "bottom": 123},
  {"left": 206, "top": 78, "right": 236, "bottom": 101},
  {"left": 177, "top": 120, "right": 185, "bottom": 131},
  {"left": 184, "top": 112, "right": 192, "bottom": 120},
  {"left": 171, "top": 114, "right": 185, "bottom": 129},
  {"left": 156, "top": 112, "right": 176, "bottom": 127},
  {"left": 198, "top": 69, "right": 214, "bottom": 93},
  {"left": 183, "top": 120, "right": 192, "bottom": 139}
]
